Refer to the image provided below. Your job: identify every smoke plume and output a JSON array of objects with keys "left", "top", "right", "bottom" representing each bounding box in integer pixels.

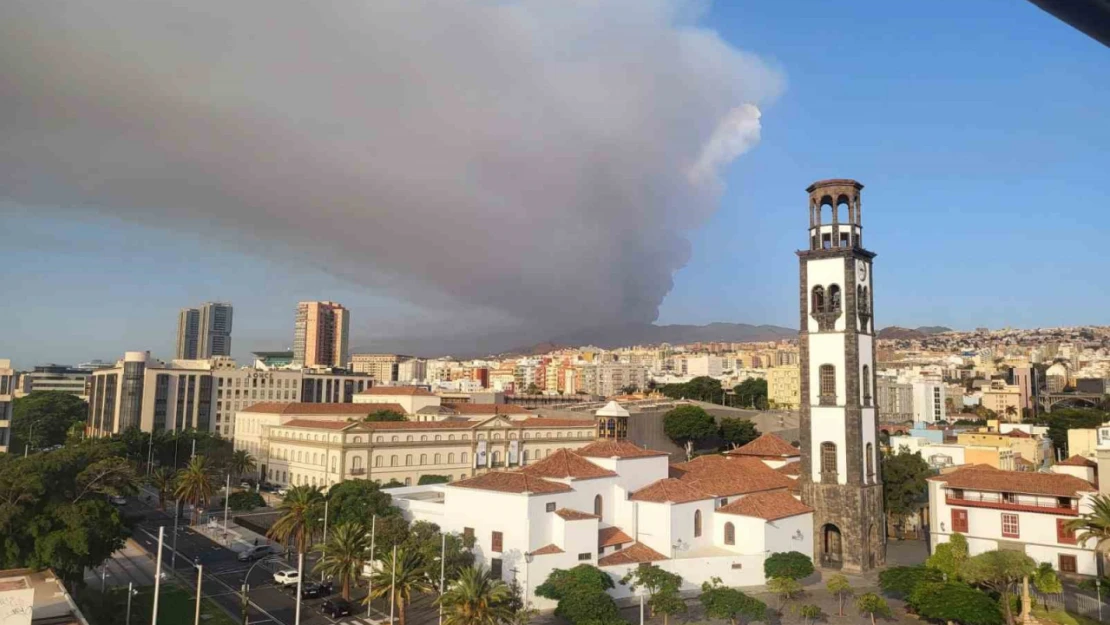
[{"left": 0, "top": 0, "right": 783, "bottom": 337}]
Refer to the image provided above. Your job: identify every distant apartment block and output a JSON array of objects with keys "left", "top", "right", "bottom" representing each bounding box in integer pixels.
[
  {"left": 766, "top": 365, "right": 800, "bottom": 409},
  {"left": 877, "top": 376, "right": 914, "bottom": 423},
  {"left": 350, "top": 353, "right": 412, "bottom": 382},
  {"left": 595, "top": 362, "right": 649, "bottom": 397},
  {"left": 294, "top": 301, "right": 349, "bottom": 368},
  {"left": 0, "top": 360, "right": 13, "bottom": 453},
  {"left": 176, "top": 302, "right": 233, "bottom": 359},
  {"left": 15, "top": 364, "right": 92, "bottom": 400},
  {"left": 912, "top": 380, "right": 946, "bottom": 424},
  {"left": 981, "top": 380, "right": 1022, "bottom": 420}
]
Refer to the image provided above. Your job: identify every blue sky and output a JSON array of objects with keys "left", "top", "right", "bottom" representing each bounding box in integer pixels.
[{"left": 1, "top": 0, "right": 1107, "bottom": 369}]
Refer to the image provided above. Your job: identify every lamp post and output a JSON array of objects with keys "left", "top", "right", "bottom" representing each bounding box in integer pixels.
[
  {"left": 366, "top": 515, "right": 376, "bottom": 619},
  {"left": 223, "top": 474, "right": 231, "bottom": 540},
  {"left": 1097, "top": 578, "right": 1102, "bottom": 623},
  {"left": 438, "top": 533, "right": 446, "bottom": 625},
  {"left": 152, "top": 527, "right": 165, "bottom": 625},
  {"left": 389, "top": 545, "right": 397, "bottom": 625},
  {"left": 319, "top": 498, "right": 330, "bottom": 581},
  {"left": 523, "top": 552, "right": 534, "bottom": 612},
  {"left": 24, "top": 421, "right": 37, "bottom": 458}
]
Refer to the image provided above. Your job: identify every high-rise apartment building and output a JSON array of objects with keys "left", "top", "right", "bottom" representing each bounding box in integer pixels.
[
  {"left": 350, "top": 353, "right": 411, "bottom": 381},
  {"left": 293, "top": 301, "right": 350, "bottom": 368},
  {"left": 911, "top": 380, "right": 946, "bottom": 424},
  {"left": 0, "top": 359, "right": 13, "bottom": 453},
  {"left": 176, "top": 302, "right": 233, "bottom": 359}
]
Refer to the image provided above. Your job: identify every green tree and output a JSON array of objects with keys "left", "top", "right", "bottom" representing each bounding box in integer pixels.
[
  {"left": 149, "top": 467, "right": 176, "bottom": 511},
  {"left": 402, "top": 520, "right": 475, "bottom": 582},
  {"left": 364, "top": 409, "right": 407, "bottom": 422},
  {"left": 882, "top": 449, "right": 931, "bottom": 538},
  {"left": 436, "top": 565, "right": 513, "bottom": 625},
  {"left": 174, "top": 455, "right": 216, "bottom": 525},
  {"left": 622, "top": 564, "right": 684, "bottom": 625},
  {"left": 326, "top": 479, "right": 400, "bottom": 526},
  {"left": 825, "top": 573, "right": 853, "bottom": 616},
  {"left": 535, "top": 565, "right": 620, "bottom": 625},
  {"left": 226, "top": 490, "right": 265, "bottom": 512},
  {"left": 314, "top": 522, "right": 372, "bottom": 599},
  {"left": 767, "top": 576, "right": 802, "bottom": 612},
  {"left": 230, "top": 450, "right": 256, "bottom": 483},
  {"left": 1044, "top": 408, "right": 1108, "bottom": 452},
  {"left": 1066, "top": 493, "right": 1110, "bottom": 575},
  {"left": 268, "top": 484, "right": 324, "bottom": 554},
  {"left": 418, "top": 475, "right": 451, "bottom": 485},
  {"left": 699, "top": 578, "right": 766, "bottom": 625},
  {"left": 368, "top": 547, "right": 434, "bottom": 625},
  {"left": 963, "top": 550, "right": 1036, "bottom": 625},
  {"left": 660, "top": 376, "right": 727, "bottom": 403},
  {"left": 662, "top": 405, "right": 718, "bottom": 446},
  {"left": 908, "top": 581, "right": 1003, "bottom": 625},
  {"left": 1031, "top": 563, "right": 1062, "bottom": 610},
  {"left": 10, "top": 391, "right": 88, "bottom": 453},
  {"left": 878, "top": 565, "right": 943, "bottom": 599},
  {"left": 855, "top": 592, "right": 891, "bottom": 625},
  {"left": 796, "top": 603, "right": 823, "bottom": 625},
  {"left": 732, "top": 378, "right": 768, "bottom": 409},
  {"left": 926, "top": 533, "right": 970, "bottom": 580},
  {"left": 764, "top": 551, "right": 814, "bottom": 580},
  {"left": 719, "top": 418, "right": 759, "bottom": 449}
]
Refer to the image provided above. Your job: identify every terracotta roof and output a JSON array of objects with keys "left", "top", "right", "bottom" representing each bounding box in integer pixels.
[
  {"left": 449, "top": 472, "right": 572, "bottom": 495},
  {"left": 554, "top": 508, "right": 599, "bottom": 521},
  {"left": 929, "top": 464, "right": 1095, "bottom": 497},
  {"left": 442, "top": 403, "right": 534, "bottom": 415},
  {"left": 1058, "top": 455, "right": 1097, "bottom": 468},
  {"left": 717, "top": 491, "right": 814, "bottom": 521},
  {"left": 240, "top": 402, "right": 405, "bottom": 415},
  {"left": 598, "top": 543, "right": 668, "bottom": 566},
  {"left": 357, "top": 386, "right": 435, "bottom": 396},
  {"left": 529, "top": 544, "right": 564, "bottom": 556},
  {"left": 521, "top": 449, "right": 617, "bottom": 480},
  {"left": 630, "top": 478, "right": 712, "bottom": 504},
  {"left": 575, "top": 440, "right": 670, "bottom": 459},
  {"left": 1013, "top": 455, "right": 1034, "bottom": 468},
  {"left": 1008, "top": 429, "right": 1033, "bottom": 438},
  {"left": 776, "top": 462, "right": 801, "bottom": 476},
  {"left": 726, "top": 433, "right": 800, "bottom": 458},
  {"left": 518, "top": 418, "right": 597, "bottom": 428},
  {"left": 281, "top": 419, "right": 362, "bottom": 430},
  {"left": 598, "top": 526, "right": 633, "bottom": 548},
  {"left": 670, "top": 455, "right": 795, "bottom": 497}
]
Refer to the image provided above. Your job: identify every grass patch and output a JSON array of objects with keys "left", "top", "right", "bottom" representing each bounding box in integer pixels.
[
  {"left": 78, "top": 583, "right": 237, "bottom": 625},
  {"left": 1031, "top": 605, "right": 1103, "bottom": 625}
]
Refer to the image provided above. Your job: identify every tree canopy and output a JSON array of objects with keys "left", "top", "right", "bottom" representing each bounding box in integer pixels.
[
  {"left": 536, "top": 565, "right": 620, "bottom": 625},
  {"left": 882, "top": 448, "right": 931, "bottom": 531},
  {"left": 878, "top": 566, "right": 943, "bottom": 599},
  {"left": 622, "top": 564, "right": 684, "bottom": 625},
  {"left": 363, "top": 409, "right": 407, "bottom": 422},
  {"left": 764, "top": 551, "right": 814, "bottom": 580},
  {"left": 732, "top": 378, "right": 768, "bottom": 409},
  {"left": 963, "top": 550, "right": 1036, "bottom": 625},
  {"left": 1044, "top": 408, "right": 1108, "bottom": 451},
  {"left": 662, "top": 405, "right": 718, "bottom": 445},
  {"left": 719, "top": 418, "right": 759, "bottom": 448},
  {"left": 10, "top": 391, "right": 88, "bottom": 452},
  {"left": 908, "top": 581, "right": 1003, "bottom": 625},
  {"left": 326, "top": 478, "right": 400, "bottom": 526},
  {"left": 700, "top": 578, "right": 766, "bottom": 625},
  {"left": 418, "top": 475, "right": 450, "bottom": 485},
  {"left": 659, "top": 376, "right": 726, "bottom": 404},
  {"left": 926, "top": 533, "right": 970, "bottom": 580}
]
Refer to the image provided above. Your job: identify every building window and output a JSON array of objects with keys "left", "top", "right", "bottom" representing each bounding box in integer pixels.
[
  {"left": 820, "top": 442, "right": 838, "bottom": 481},
  {"left": 828, "top": 284, "right": 841, "bottom": 312},
  {"left": 419, "top": 454, "right": 427, "bottom": 465},
  {"left": 1056, "top": 519, "right": 1077, "bottom": 545},
  {"left": 819, "top": 365, "right": 836, "bottom": 405},
  {"left": 546, "top": 502, "right": 556, "bottom": 513},
  {"left": 375, "top": 456, "right": 383, "bottom": 467},
  {"left": 490, "top": 558, "right": 503, "bottom": 578},
  {"left": 390, "top": 455, "right": 398, "bottom": 467},
  {"left": 1001, "top": 513, "right": 1020, "bottom": 539},
  {"left": 724, "top": 523, "right": 735, "bottom": 545},
  {"left": 811, "top": 286, "right": 825, "bottom": 313},
  {"left": 1058, "top": 554, "right": 1077, "bottom": 574},
  {"left": 491, "top": 531, "right": 503, "bottom": 553},
  {"left": 405, "top": 454, "right": 413, "bottom": 466},
  {"left": 404, "top": 477, "right": 411, "bottom": 486},
  {"left": 463, "top": 527, "right": 474, "bottom": 542},
  {"left": 577, "top": 553, "right": 591, "bottom": 561},
  {"left": 862, "top": 365, "right": 872, "bottom": 406},
  {"left": 594, "top": 495, "right": 603, "bottom": 517},
  {"left": 951, "top": 509, "right": 969, "bottom": 533},
  {"left": 865, "top": 443, "right": 875, "bottom": 483},
  {"left": 694, "top": 510, "right": 702, "bottom": 538},
  {"left": 719, "top": 498, "right": 728, "bottom": 507}
]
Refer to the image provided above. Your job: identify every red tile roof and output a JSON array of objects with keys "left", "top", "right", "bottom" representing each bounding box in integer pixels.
[
  {"left": 357, "top": 386, "right": 435, "bottom": 396},
  {"left": 281, "top": 419, "right": 362, "bottom": 430},
  {"left": 929, "top": 464, "right": 1095, "bottom": 497},
  {"left": 449, "top": 472, "right": 572, "bottom": 495},
  {"left": 1058, "top": 455, "right": 1097, "bottom": 468},
  {"left": 529, "top": 544, "right": 565, "bottom": 556},
  {"left": 442, "top": 403, "right": 534, "bottom": 415},
  {"left": 576, "top": 440, "right": 670, "bottom": 459},
  {"left": 598, "top": 543, "right": 668, "bottom": 566},
  {"left": 240, "top": 402, "right": 405, "bottom": 415},
  {"left": 717, "top": 491, "right": 814, "bottom": 521},
  {"left": 776, "top": 462, "right": 801, "bottom": 476},
  {"left": 521, "top": 449, "right": 617, "bottom": 480},
  {"left": 598, "top": 527, "right": 633, "bottom": 548},
  {"left": 1008, "top": 429, "right": 1033, "bottom": 438},
  {"left": 554, "top": 508, "right": 599, "bottom": 521},
  {"left": 518, "top": 418, "right": 597, "bottom": 428},
  {"left": 670, "top": 455, "right": 795, "bottom": 497},
  {"left": 630, "top": 478, "right": 712, "bottom": 504},
  {"left": 725, "top": 433, "right": 800, "bottom": 459}
]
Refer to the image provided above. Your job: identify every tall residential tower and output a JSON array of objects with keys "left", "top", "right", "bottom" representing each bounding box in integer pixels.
[
  {"left": 797, "top": 179, "right": 886, "bottom": 572},
  {"left": 293, "top": 301, "right": 350, "bottom": 368},
  {"left": 176, "top": 302, "right": 233, "bottom": 359}
]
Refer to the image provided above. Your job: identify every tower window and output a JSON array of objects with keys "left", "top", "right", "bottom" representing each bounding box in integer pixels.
[
  {"left": 866, "top": 443, "right": 875, "bottom": 483},
  {"left": 694, "top": 510, "right": 702, "bottom": 538},
  {"left": 811, "top": 286, "right": 825, "bottom": 313},
  {"left": 819, "top": 365, "right": 836, "bottom": 405},
  {"left": 821, "top": 442, "right": 838, "bottom": 482},
  {"left": 862, "top": 365, "right": 872, "bottom": 406},
  {"left": 828, "top": 285, "right": 841, "bottom": 312}
]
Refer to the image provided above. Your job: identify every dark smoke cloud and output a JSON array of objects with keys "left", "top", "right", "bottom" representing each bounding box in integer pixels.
[{"left": 0, "top": 0, "right": 782, "bottom": 336}]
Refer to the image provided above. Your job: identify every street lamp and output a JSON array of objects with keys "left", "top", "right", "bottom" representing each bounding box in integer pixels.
[
  {"left": 523, "top": 552, "right": 534, "bottom": 612},
  {"left": 239, "top": 555, "right": 283, "bottom": 625}
]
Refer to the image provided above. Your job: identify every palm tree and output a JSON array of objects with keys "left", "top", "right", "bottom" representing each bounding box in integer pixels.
[
  {"left": 150, "top": 467, "right": 176, "bottom": 511},
  {"left": 313, "top": 522, "right": 372, "bottom": 600},
  {"left": 367, "top": 548, "right": 432, "bottom": 625},
  {"left": 175, "top": 456, "right": 215, "bottom": 525},
  {"left": 1067, "top": 493, "right": 1110, "bottom": 576},
  {"left": 436, "top": 566, "right": 513, "bottom": 625},
  {"left": 231, "top": 450, "right": 257, "bottom": 483},
  {"left": 268, "top": 485, "right": 324, "bottom": 555}
]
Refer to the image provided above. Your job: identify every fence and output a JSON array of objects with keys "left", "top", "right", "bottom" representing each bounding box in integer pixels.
[{"left": 1033, "top": 589, "right": 1108, "bottom": 621}]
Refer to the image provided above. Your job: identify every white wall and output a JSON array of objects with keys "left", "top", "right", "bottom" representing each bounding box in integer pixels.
[
  {"left": 764, "top": 513, "right": 814, "bottom": 557},
  {"left": 809, "top": 406, "right": 847, "bottom": 483},
  {"left": 603, "top": 555, "right": 766, "bottom": 601},
  {"left": 635, "top": 501, "right": 673, "bottom": 557},
  {"left": 805, "top": 257, "right": 847, "bottom": 333}
]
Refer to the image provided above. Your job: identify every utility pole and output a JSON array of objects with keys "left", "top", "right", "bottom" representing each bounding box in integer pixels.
[
  {"left": 389, "top": 546, "right": 397, "bottom": 625},
  {"left": 294, "top": 552, "right": 304, "bottom": 625},
  {"left": 320, "top": 498, "right": 329, "bottom": 581},
  {"left": 367, "top": 515, "right": 376, "bottom": 619},
  {"left": 194, "top": 564, "right": 203, "bottom": 625},
  {"left": 223, "top": 474, "right": 231, "bottom": 540},
  {"left": 438, "top": 533, "right": 446, "bottom": 625},
  {"left": 171, "top": 499, "right": 181, "bottom": 570},
  {"left": 126, "top": 582, "right": 134, "bottom": 625},
  {"left": 152, "top": 527, "right": 164, "bottom": 625}
]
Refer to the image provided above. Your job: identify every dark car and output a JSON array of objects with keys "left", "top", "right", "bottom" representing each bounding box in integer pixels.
[
  {"left": 300, "top": 580, "right": 333, "bottom": 599},
  {"left": 321, "top": 598, "right": 353, "bottom": 618}
]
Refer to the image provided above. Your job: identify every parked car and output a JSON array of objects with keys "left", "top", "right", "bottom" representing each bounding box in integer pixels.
[
  {"left": 239, "top": 480, "right": 253, "bottom": 489},
  {"left": 237, "top": 545, "right": 276, "bottom": 562},
  {"left": 300, "top": 581, "right": 333, "bottom": 599},
  {"left": 276, "top": 487, "right": 289, "bottom": 497},
  {"left": 259, "top": 483, "right": 277, "bottom": 493},
  {"left": 322, "top": 598, "right": 353, "bottom": 618},
  {"left": 273, "top": 569, "right": 299, "bottom": 586},
  {"left": 109, "top": 495, "right": 128, "bottom": 505}
]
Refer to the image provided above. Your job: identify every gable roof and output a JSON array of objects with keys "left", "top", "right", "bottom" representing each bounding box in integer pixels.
[
  {"left": 669, "top": 455, "right": 795, "bottom": 497},
  {"left": 1058, "top": 455, "right": 1097, "bottom": 468},
  {"left": 717, "top": 491, "right": 814, "bottom": 521},
  {"left": 517, "top": 418, "right": 597, "bottom": 428},
  {"left": 575, "top": 440, "right": 670, "bottom": 459},
  {"left": 240, "top": 402, "right": 405, "bottom": 415},
  {"left": 357, "top": 386, "right": 435, "bottom": 396},
  {"left": 725, "top": 433, "right": 799, "bottom": 458},
  {"left": 441, "top": 403, "right": 534, "bottom": 416},
  {"left": 520, "top": 449, "right": 617, "bottom": 480},
  {"left": 597, "top": 543, "right": 667, "bottom": 566},
  {"left": 281, "top": 419, "right": 365, "bottom": 431},
  {"left": 554, "top": 508, "right": 599, "bottom": 521},
  {"left": 528, "top": 544, "right": 564, "bottom": 556},
  {"left": 630, "top": 478, "right": 712, "bottom": 504},
  {"left": 929, "top": 464, "right": 1095, "bottom": 497},
  {"left": 776, "top": 462, "right": 801, "bottom": 477},
  {"left": 598, "top": 526, "right": 633, "bottom": 548},
  {"left": 449, "top": 472, "right": 572, "bottom": 495}
]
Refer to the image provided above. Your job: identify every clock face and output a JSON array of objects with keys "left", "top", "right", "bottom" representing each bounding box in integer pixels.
[{"left": 857, "top": 263, "right": 868, "bottom": 281}]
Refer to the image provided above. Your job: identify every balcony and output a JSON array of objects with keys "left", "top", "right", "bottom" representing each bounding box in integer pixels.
[
  {"left": 946, "top": 492, "right": 1078, "bottom": 516},
  {"left": 349, "top": 468, "right": 367, "bottom": 476}
]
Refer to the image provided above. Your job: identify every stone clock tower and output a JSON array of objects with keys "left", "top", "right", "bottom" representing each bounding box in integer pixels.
[{"left": 797, "top": 179, "right": 886, "bottom": 572}]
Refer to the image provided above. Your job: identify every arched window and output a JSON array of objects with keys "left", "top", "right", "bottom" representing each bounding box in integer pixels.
[
  {"left": 404, "top": 477, "right": 412, "bottom": 486},
  {"left": 435, "top": 435, "right": 442, "bottom": 441},
  {"left": 462, "top": 434, "right": 469, "bottom": 441},
  {"left": 493, "top": 433, "right": 502, "bottom": 440},
  {"left": 545, "top": 432, "right": 552, "bottom": 439},
  {"left": 390, "top": 455, "right": 398, "bottom": 467},
  {"left": 523, "top": 450, "right": 529, "bottom": 461},
  {"left": 421, "top": 435, "right": 428, "bottom": 442},
  {"left": 557, "top": 432, "right": 563, "bottom": 439},
  {"left": 461, "top": 452, "right": 469, "bottom": 464},
  {"left": 694, "top": 510, "right": 702, "bottom": 538},
  {"left": 405, "top": 454, "right": 413, "bottom": 466},
  {"left": 594, "top": 495, "right": 603, "bottom": 517},
  {"left": 724, "top": 523, "right": 735, "bottom": 545},
  {"left": 447, "top": 453, "right": 455, "bottom": 464},
  {"left": 375, "top": 456, "right": 383, "bottom": 467},
  {"left": 866, "top": 443, "right": 875, "bottom": 483},
  {"left": 821, "top": 442, "right": 838, "bottom": 480},
  {"left": 862, "top": 365, "right": 872, "bottom": 406},
  {"left": 492, "top": 451, "right": 500, "bottom": 465},
  {"left": 434, "top": 453, "right": 441, "bottom": 464},
  {"left": 406, "top": 436, "right": 413, "bottom": 442},
  {"left": 828, "top": 284, "right": 842, "bottom": 312},
  {"left": 448, "top": 435, "right": 455, "bottom": 441},
  {"left": 376, "top": 436, "right": 383, "bottom": 442},
  {"left": 391, "top": 436, "right": 399, "bottom": 442},
  {"left": 331, "top": 457, "right": 337, "bottom": 471},
  {"left": 819, "top": 365, "right": 836, "bottom": 403},
  {"left": 352, "top": 456, "right": 362, "bottom": 471},
  {"left": 811, "top": 285, "right": 826, "bottom": 313},
  {"left": 478, "top": 433, "right": 486, "bottom": 440},
  {"left": 419, "top": 454, "right": 427, "bottom": 465}
]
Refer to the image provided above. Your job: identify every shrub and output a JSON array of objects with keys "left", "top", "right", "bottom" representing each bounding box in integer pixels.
[
  {"left": 226, "top": 490, "right": 265, "bottom": 512},
  {"left": 764, "top": 551, "right": 815, "bottom": 580},
  {"left": 878, "top": 565, "right": 943, "bottom": 599}
]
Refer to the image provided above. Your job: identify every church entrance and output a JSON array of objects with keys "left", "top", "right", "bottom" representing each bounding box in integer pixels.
[{"left": 821, "top": 524, "right": 843, "bottom": 569}]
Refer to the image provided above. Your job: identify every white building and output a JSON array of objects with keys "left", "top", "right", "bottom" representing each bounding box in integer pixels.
[
  {"left": 928, "top": 464, "right": 1099, "bottom": 576},
  {"left": 389, "top": 437, "right": 813, "bottom": 607},
  {"left": 0, "top": 359, "right": 13, "bottom": 453},
  {"left": 684, "top": 355, "right": 724, "bottom": 378},
  {"left": 888, "top": 435, "right": 967, "bottom": 471},
  {"left": 912, "top": 380, "right": 946, "bottom": 424}
]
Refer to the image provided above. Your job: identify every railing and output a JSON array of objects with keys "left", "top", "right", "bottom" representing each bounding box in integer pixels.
[{"left": 946, "top": 493, "right": 1078, "bottom": 516}]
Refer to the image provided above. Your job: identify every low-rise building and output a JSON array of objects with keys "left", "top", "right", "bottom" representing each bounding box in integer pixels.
[
  {"left": 1051, "top": 456, "right": 1098, "bottom": 484},
  {"left": 766, "top": 365, "right": 800, "bottom": 409},
  {"left": 0, "top": 359, "right": 13, "bottom": 453},
  {"left": 0, "top": 568, "right": 90, "bottom": 625},
  {"left": 928, "top": 465, "right": 1099, "bottom": 576},
  {"left": 957, "top": 429, "right": 1050, "bottom": 468},
  {"left": 980, "top": 380, "right": 1022, "bottom": 419},
  {"left": 15, "top": 365, "right": 91, "bottom": 400}
]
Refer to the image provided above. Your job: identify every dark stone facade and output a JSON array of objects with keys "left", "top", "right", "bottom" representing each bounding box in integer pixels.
[{"left": 797, "top": 179, "right": 886, "bottom": 573}]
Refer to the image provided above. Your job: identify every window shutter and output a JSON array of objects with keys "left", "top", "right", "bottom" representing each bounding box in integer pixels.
[
  {"left": 951, "top": 509, "right": 968, "bottom": 533},
  {"left": 492, "top": 531, "right": 503, "bottom": 553},
  {"left": 1057, "top": 519, "right": 1077, "bottom": 545}
]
